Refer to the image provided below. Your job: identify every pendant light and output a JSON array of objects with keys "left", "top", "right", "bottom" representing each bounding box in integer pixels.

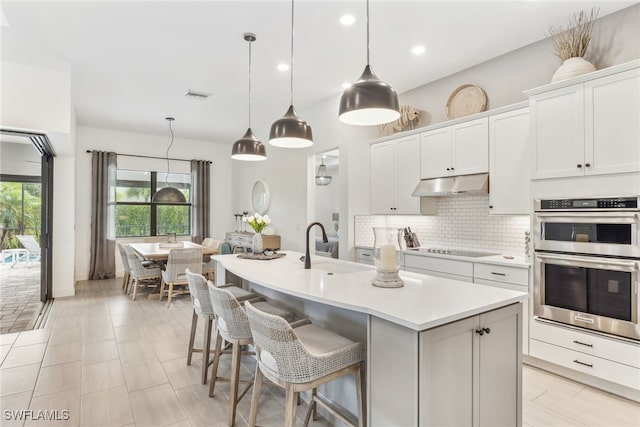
[
  {"left": 338, "top": 0, "right": 400, "bottom": 126},
  {"left": 269, "top": 0, "right": 313, "bottom": 148},
  {"left": 315, "top": 156, "right": 332, "bottom": 186},
  {"left": 231, "top": 33, "right": 267, "bottom": 161},
  {"left": 152, "top": 117, "right": 186, "bottom": 204}
]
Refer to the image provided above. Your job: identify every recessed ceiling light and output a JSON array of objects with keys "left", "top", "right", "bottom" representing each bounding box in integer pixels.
[
  {"left": 277, "top": 63, "right": 289, "bottom": 71},
  {"left": 340, "top": 14, "right": 356, "bottom": 26},
  {"left": 411, "top": 45, "right": 426, "bottom": 55},
  {"left": 341, "top": 82, "right": 352, "bottom": 89}
]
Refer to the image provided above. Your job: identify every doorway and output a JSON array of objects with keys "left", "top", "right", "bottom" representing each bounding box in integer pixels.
[
  {"left": 0, "top": 129, "right": 54, "bottom": 333},
  {"left": 311, "top": 149, "right": 340, "bottom": 258}
]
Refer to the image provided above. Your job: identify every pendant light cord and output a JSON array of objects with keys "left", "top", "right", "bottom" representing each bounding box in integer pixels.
[
  {"left": 248, "top": 38, "right": 253, "bottom": 128},
  {"left": 165, "top": 118, "right": 174, "bottom": 187},
  {"left": 290, "top": 0, "right": 295, "bottom": 105},
  {"left": 366, "top": 0, "right": 370, "bottom": 65}
]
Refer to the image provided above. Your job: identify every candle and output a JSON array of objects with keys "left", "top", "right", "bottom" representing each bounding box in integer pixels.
[{"left": 379, "top": 244, "right": 397, "bottom": 271}]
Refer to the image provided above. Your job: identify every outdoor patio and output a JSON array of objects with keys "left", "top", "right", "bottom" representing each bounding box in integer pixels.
[{"left": 0, "top": 261, "right": 42, "bottom": 334}]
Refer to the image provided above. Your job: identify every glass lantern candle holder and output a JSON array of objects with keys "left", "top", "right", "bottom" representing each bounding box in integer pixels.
[{"left": 372, "top": 227, "right": 404, "bottom": 288}]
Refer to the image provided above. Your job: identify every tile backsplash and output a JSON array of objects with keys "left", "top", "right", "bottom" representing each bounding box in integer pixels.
[{"left": 355, "top": 195, "right": 531, "bottom": 256}]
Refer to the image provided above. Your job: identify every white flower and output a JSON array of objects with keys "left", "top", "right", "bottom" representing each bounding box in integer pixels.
[
  {"left": 255, "top": 214, "right": 263, "bottom": 223},
  {"left": 246, "top": 215, "right": 254, "bottom": 223},
  {"left": 264, "top": 216, "right": 271, "bottom": 225}
]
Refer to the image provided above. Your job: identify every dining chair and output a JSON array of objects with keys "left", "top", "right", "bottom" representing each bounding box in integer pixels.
[
  {"left": 124, "top": 245, "right": 162, "bottom": 300},
  {"left": 185, "top": 269, "right": 258, "bottom": 384},
  {"left": 160, "top": 247, "right": 203, "bottom": 307},
  {"left": 117, "top": 243, "right": 132, "bottom": 292},
  {"left": 202, "top": 239, "right": 222, "bottom": 280},
  {"left": 207, "top": 284, "right": 298, "bottom": 427},
  {"left": 220, "top": 243, "right": 232, "bottom": 255},
  {"left": 245, "top": 301, "right": 366, "bottom": 427}
]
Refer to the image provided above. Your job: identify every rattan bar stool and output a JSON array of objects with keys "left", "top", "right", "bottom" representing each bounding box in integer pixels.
[
  {"left": 207, "top": 284, "right": 297, "bottom": 427},
  {"left": 185, "top": 269, "right": 257, "bottom": 384},
  {"left": 245, "top": 301, "right": 366, "bottom": 427}
]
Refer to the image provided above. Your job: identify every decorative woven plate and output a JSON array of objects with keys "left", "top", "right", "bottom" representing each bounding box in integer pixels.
[{"left": 446, "top": 84, "right": 488, "bottom": 120}]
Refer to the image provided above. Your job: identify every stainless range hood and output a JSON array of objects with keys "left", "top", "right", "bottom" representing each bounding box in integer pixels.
[{"left": 412, "top": 173, "right": 489, "bottom": 197}]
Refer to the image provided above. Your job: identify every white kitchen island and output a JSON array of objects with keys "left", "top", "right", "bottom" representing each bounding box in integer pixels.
[{"left": 214, "top": 251, "right": 528, "bottom": 427}]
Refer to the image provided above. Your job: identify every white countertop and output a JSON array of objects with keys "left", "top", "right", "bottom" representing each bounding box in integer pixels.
[
  {"left": 356, "top": 245, "right": 530, "bottom": 268},
  {"left": 214, "top": 251, "right": 528, "bottom": 332}
]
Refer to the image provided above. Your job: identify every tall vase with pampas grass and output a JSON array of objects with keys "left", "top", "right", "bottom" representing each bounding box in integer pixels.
[{"left": 548, "top": 8, "right": 599, "bottom": 83}]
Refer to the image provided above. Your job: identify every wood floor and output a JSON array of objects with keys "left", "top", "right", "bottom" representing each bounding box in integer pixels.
[{"left": 0, "top": 277, "right": 638, "bottom": 427}]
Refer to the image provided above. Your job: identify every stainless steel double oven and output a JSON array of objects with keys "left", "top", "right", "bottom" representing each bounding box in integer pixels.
[{"left": 533, "top": 196, "right": 640, "bottom": 341}]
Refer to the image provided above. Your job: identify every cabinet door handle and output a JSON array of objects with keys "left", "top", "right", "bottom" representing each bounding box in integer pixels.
[
  {"left": 573, "top": 359, "right": 593, "bottom": 368},
  {"left": 585, "top": 163, "right": 591, "bottom": 167},
  {"left": 577, "top": 164, "right": 582, "bottom": 168},
  {"left": 489, "top": 205, "right": 493, "bottom": 209},
  {"left": 491, "top": 272, "right": 506, "bottom": 276},
  {"left": 446, "top": 168, "right": 450, "bottom": 171},
  {"left": 475, "top": 328, "right": 485, "bottom": 336},
  {"left": 573, "top": 340, "right": 593, "bottom": 348},
  {"left": 483, "top": 327, "right": 491, "bottom": 334},
  {"left": 450, "top": 167, "right": 455, "bottom": 170}
]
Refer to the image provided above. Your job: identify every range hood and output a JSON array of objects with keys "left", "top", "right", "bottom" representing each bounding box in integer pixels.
[{"left": 412, "top": 173, "right": 489, "bottom": 197}]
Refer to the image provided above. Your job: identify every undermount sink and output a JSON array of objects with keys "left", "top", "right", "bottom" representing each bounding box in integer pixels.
[{"left": 309, "top": 261, "right": 372, "bottom": 275}]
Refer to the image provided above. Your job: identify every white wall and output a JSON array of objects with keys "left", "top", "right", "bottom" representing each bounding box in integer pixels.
[
  {"left": 75, "top": 126, "right": 234, "bottom": 280},
  {"left": 0, "top": 142, "right": 41, "bottom": 176}
]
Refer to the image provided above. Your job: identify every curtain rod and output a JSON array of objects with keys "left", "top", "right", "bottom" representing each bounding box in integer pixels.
[{"left": 85, "top": 150, "right": 212, "bottom": 164}]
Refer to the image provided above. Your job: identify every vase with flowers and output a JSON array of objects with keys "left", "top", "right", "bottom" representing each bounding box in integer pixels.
[
  {"left": 548, "top": 8, "right": 599, "bottom": 83},
  {"left": 243, "top": 213, "right": 271, "bottom": 253}
]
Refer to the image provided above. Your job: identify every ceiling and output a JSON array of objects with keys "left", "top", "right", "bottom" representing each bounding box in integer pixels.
[{"left": 1, "top": 1, "right": 634, "bottom": 145}]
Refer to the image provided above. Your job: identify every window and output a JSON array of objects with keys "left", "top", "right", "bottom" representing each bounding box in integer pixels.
[
  {"left": 0, "top": 177, "right": 41, "bottom": 249},
  {"left": 115, "top": 169, "right": 191, "bottom": 237}
]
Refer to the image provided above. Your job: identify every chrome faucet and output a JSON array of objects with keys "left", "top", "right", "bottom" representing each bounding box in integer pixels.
[{"left": 305, "top": 222, "right": 328, "bottom": 269}]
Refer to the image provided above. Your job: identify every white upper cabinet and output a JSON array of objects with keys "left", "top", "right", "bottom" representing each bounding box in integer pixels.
[
  {"left": 527, "top": 63, "right": 640, "bottom": 179},
  {"left": 371, "top": 134, "right": 421, "bottom": 215},
  {"left": 421, "top": 117, "right": 488, "bottom": 179},
  {"left": 489, "top": 107, "right": 531, "bottom": 215}
]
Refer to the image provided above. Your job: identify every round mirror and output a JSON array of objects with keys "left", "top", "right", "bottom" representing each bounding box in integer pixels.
[{"left": 251, "top": 180, "right": 270, "bottom": 215}]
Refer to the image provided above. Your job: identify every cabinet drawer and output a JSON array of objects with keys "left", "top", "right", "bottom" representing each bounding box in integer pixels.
[
  {"left": 530, "top": 339, "right": 640, "bottom": 390},
  {"left": 356, "top": 248, "right": 374, "bottom": 265},
  {"left": 530, "top": 320, "right": 640, "bottom": 368},
  {"left": 404, "top": 254, "right": 473, "bottom": 277},
  {"left": 474, "top": 263, "right": 528, "bottom": 286}
]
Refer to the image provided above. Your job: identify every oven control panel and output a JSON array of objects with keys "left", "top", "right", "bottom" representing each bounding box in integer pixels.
[{"left": 538, "top": 197, "right": 638, "bottom": 210}]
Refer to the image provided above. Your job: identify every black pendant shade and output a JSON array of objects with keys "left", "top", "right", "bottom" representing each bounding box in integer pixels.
[
  {"left": 152, "top": 187, "right": 187, "bottom": 203},
  {"left": 269, "top": 105, "right": 313, "bottom": 148},
  {"left": 231, "top": 128, "right": 267, "bottom": 161},
  {"left": 339, "top": 65, "right": 400, "bottom": 126}
]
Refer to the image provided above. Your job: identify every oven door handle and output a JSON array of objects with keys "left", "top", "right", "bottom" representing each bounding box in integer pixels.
[
  {"left": 535, "top": 252, "right": 639, "bottom": 271},
  {"left": 534, "top": 212, "right": 639, "bottom": 224}
]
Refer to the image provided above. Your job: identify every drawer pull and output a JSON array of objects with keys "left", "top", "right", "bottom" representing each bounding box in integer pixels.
[
  {"left": 490, "top": 272, "right": 506, "bottom": 276},
  {"left": 573, "top": 340, "right": 594, "bottom": 348},
  {"left": 573, "top": 359, "right": 593, "bottom": 368},
  {"left": 361, "top": 253, "right": 371, "bottom": 257}
]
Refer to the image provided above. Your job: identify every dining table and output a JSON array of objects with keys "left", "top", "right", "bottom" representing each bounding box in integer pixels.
[{"left": 128, "top": 241, "right": 219, "bottom": 299}]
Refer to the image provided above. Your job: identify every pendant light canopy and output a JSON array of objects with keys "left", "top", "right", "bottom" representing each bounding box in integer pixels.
[
  {"left": 315, "top": 156, "right": 332, "bottom": 186},
  {"left": 338, "top": 0, "right": 400, "bottom": 126},
  {"left": 269, "top": 0, "right": 313, "bottom": 148},
  {"left": 152, "top": 117, "right": 187, "bottom": 204},
  {"left": 232, "top": 33, "right": 267, "bottom": 161}
]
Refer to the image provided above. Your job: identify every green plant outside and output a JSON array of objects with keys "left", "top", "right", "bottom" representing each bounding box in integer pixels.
[{"left": 0, "top": 182, "right": 41, "bottom": 249}]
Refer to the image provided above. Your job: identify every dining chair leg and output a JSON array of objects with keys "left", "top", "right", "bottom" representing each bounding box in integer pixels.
[
  {"left": 131, "top": 278, "right": 139, "bottom": 300},
  {"left": 166, "top": 283, "right": 174, "bottom": 307},
  {"left": 284, "top": 384, "right": 297, "bottom": 427},
  {"left": 159, "top": 279, "right": 166, "bottom": 301},
  {"left": 356, "top": 362, "right": 366, "bottom": 427},
  {"left": 187, "top": 310, "right": 198, "bottom": 366},
  {"left": 248, "top": 363, "right": 263, "bottom": 427},
  {"left": 228, "top": 340, "right": 242, "bottom": 427},
  {"left": 209, "top": 330, "right": 223, "bottom": 397},
  {"left": 201, "top": 316, "right": 212, "bottom": 384}
]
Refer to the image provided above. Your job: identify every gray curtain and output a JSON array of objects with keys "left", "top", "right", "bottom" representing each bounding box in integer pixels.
[
  {"left": 191, "top": 160, "right": 210, "bottom": 243},
  {"left": 89, "top": 151, "right": 117, "bottom": 280}
]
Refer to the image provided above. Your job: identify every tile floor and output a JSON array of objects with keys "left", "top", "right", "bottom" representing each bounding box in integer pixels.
[
  {"left": 0, "top": 262, "right": 42, "bottom": 334},
  {"left": 0, "top": 277, "right": 638, "bottom": 427}
]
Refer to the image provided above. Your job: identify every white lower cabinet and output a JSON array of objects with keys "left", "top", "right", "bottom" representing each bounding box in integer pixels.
[
  {"left": 529, "top": 320, "right": 640, "bottom": 391},
  {"left": 474, "top": 262, "right": 530, "bottom": 355},
  {"left": 420, "top": 303, "right": 521, "bottom": 427},
  {"left": 403, "top": 253, "right": 473, "bottom": 282},
  {"left": 355, "top": 247, "right": 374, "bottom": 265},
  {"left": 369, "top": 303, "right": 522, "bottom": 427}
]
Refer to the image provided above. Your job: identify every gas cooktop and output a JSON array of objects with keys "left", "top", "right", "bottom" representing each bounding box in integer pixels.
[{"left": 407, "top": 248, "right": 499, "bottom": 258}]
